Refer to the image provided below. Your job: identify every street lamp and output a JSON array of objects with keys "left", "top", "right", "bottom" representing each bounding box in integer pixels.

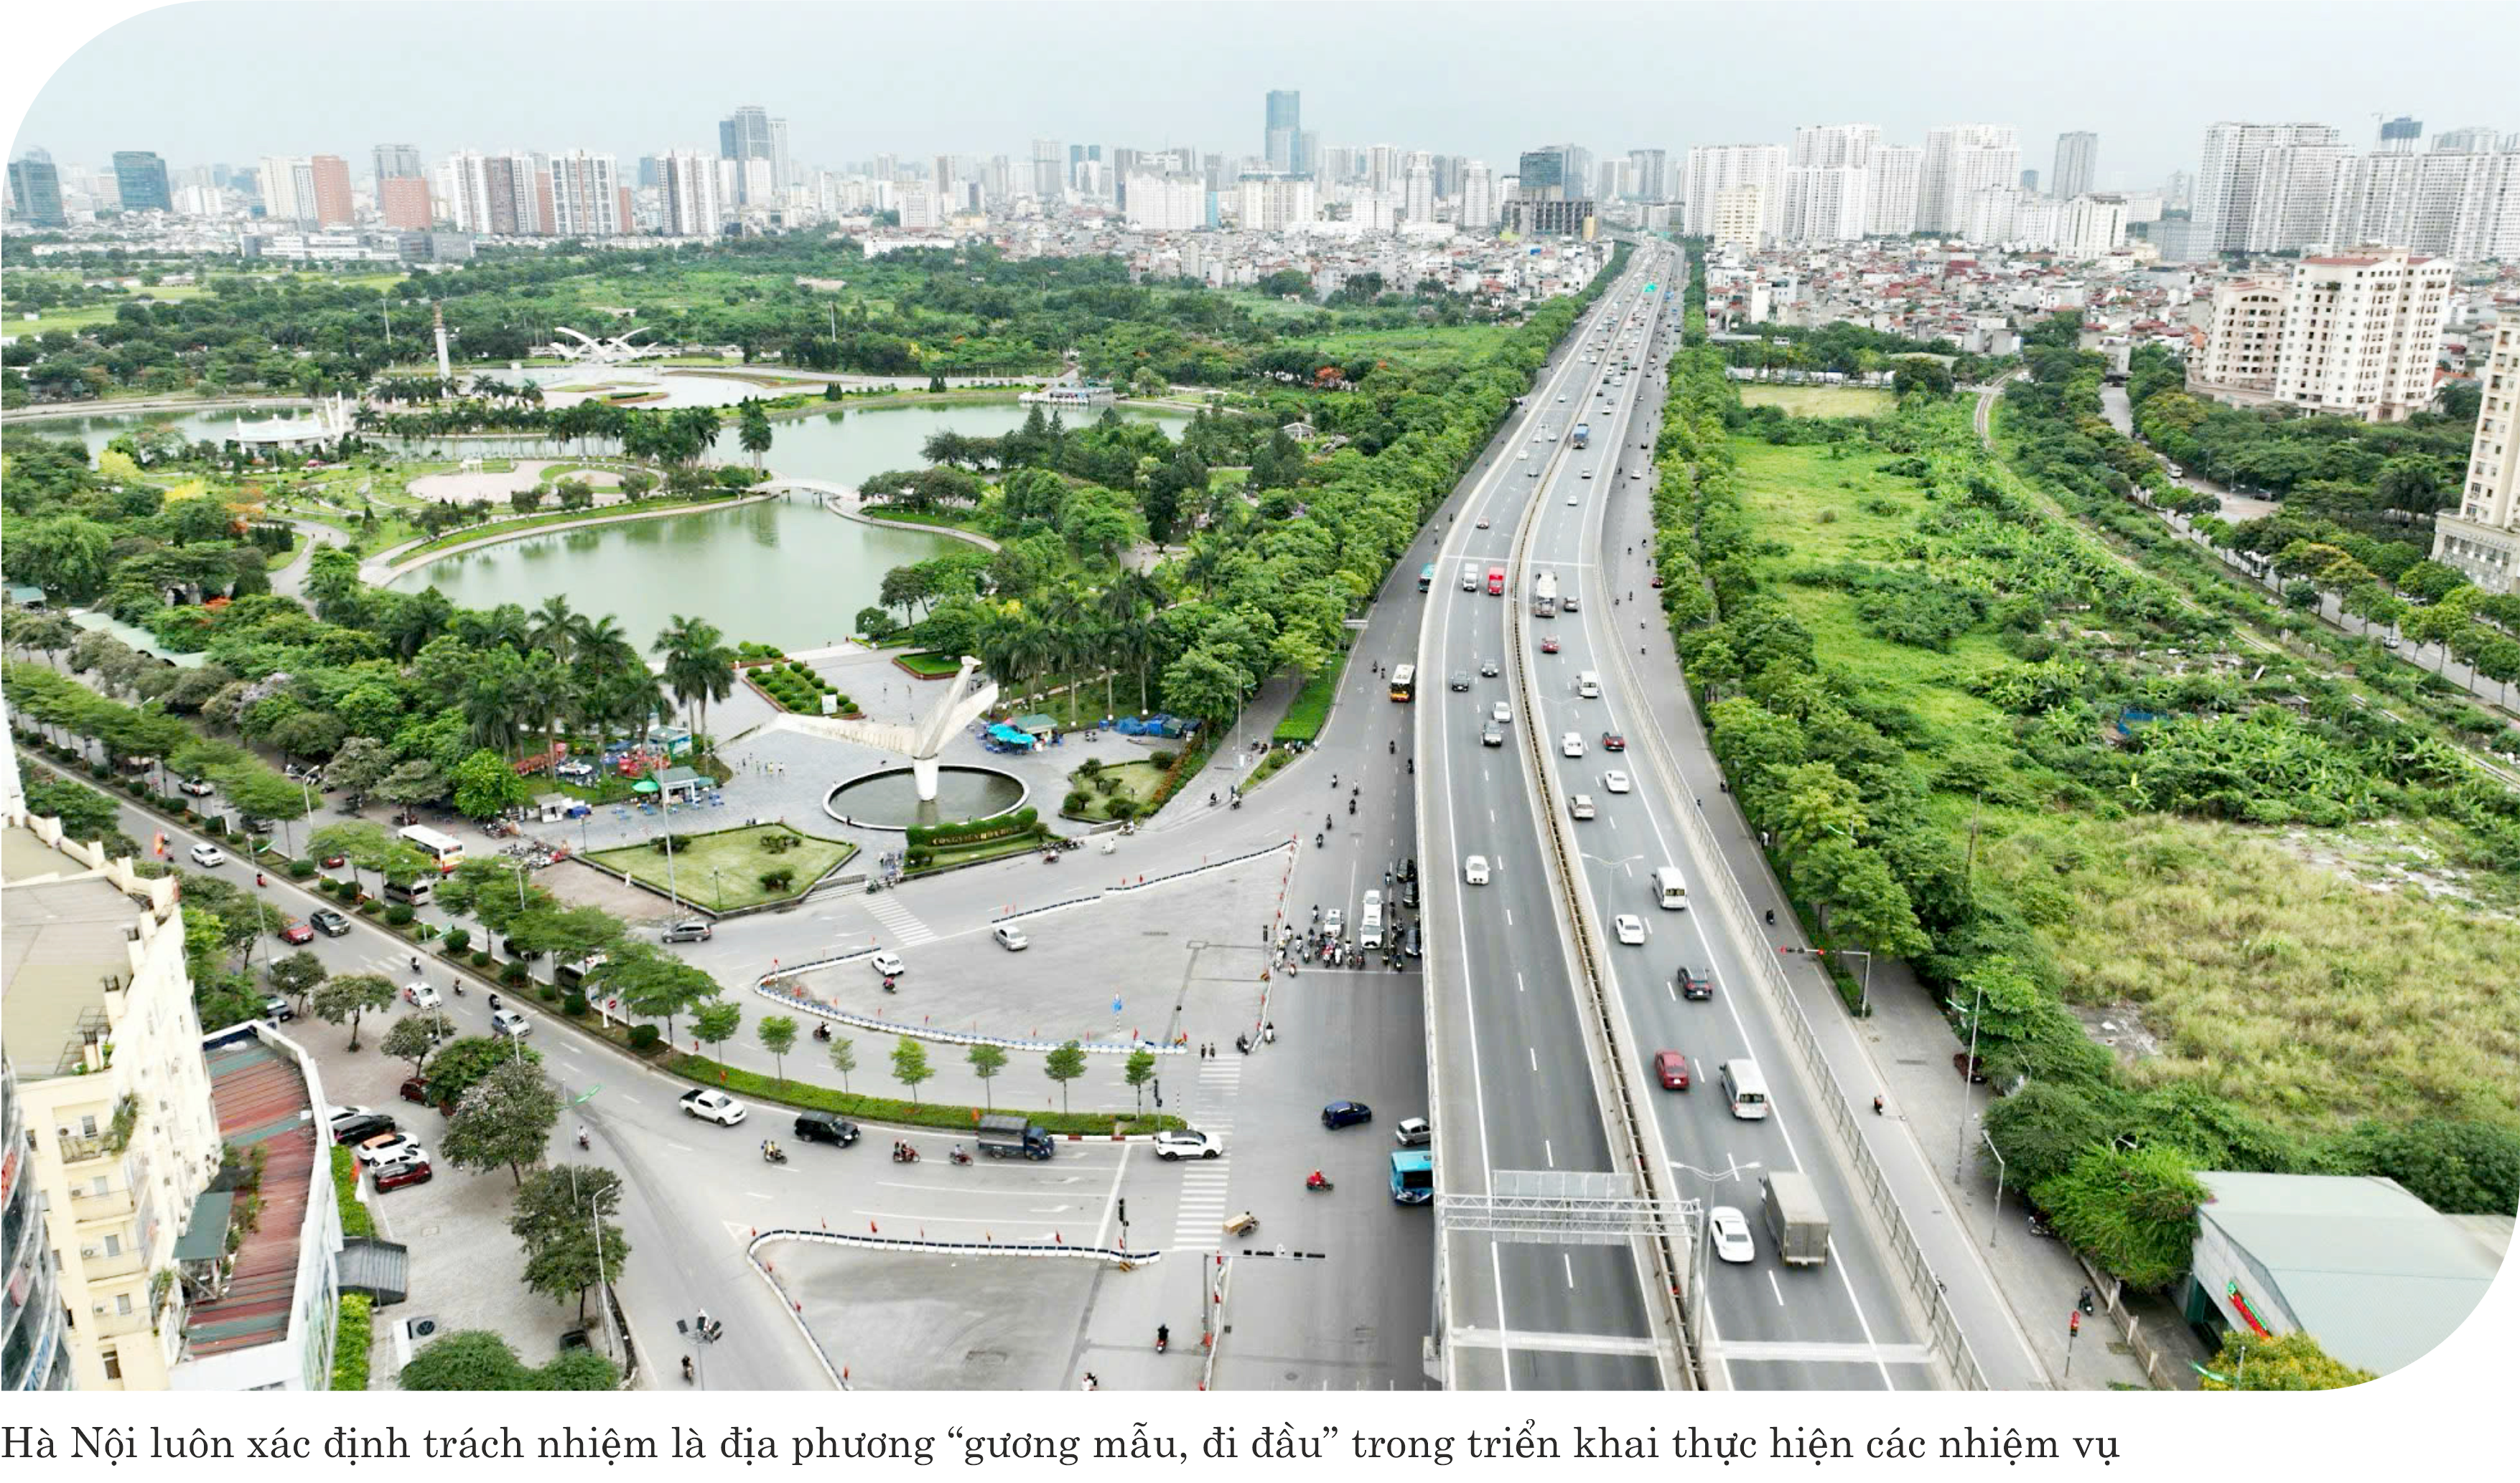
[
  {"left": 1669, "top": 1156, "right": 1758, "bottom": 1356},
  {"left": 1950, "top": 979, "right": 1987, "bottom": 1183},
  {"left": 1778, "top": 945, "right": 1873, "bottom": 1017}
]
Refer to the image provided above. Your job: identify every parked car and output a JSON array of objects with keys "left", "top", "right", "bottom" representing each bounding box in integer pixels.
[
  {"left": 279, "top": 920, "right": 315, "bottom": 946},
  {"left": 1320, "top": 1100, "right": 1373, "bottom": 1130},
  {"left": 1954, "top": 1051, "right": 1989, "bottom": 1084},
  {"left": 177, "top": 777, "right": 215, "bottom": 797},
  {"left": 793, "top": 1110, "right": 859, "bottom": 1146},
  {"left": 1404, "top": 923, "right": 1423, "bottom": 959},
  {"left": 326, "top": 1104, "right": 379, "bottom": 1130},
  {"left": 355, "top": 1132, "right": 426, "bottom": 1168},
  {"left": 261, "top": 993, "right": 294, "bottom": 1022},
  {"left": 661, "top": 919, "right": 713, "bottom": 944},
  {"left": 679, "top": 1088, "right": 747, "bottom": 1125},
  {"left": 309, "top": 908, "right": 351, "bottom": 937},
  {"left": 1152, "top": 1130, "right": 1223, "bottom": 1161},
  {"left": 330, "top": 1112, "right": 396, "bottom": 1147},
  {"left": 1394, "top": 1117, "right": 1432, "bottom": 1148},
  {"left": 187, "top": 842, "right": 227, "bottom": 868},
  {"left": 373, "top": 1160, "right": 434, "bottom": 1193},
  {"left": 397, "top": 1077, "right": 433, "bottom": 1106}
]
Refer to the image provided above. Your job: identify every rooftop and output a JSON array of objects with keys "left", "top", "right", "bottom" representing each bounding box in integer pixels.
[
  {"left": 182, "top": 1033, "right": 318, "bottom": 1359},
  {"left": 2199, "top": 1171, "right": 2508, "bottom": 1375},
  {"left": 0, "top": 867, "right": 145, "bottom": 1077}
]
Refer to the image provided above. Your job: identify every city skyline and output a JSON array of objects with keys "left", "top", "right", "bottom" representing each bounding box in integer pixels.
[{"left": 11, "top": 2, "right": 2520, "bottom": 191}]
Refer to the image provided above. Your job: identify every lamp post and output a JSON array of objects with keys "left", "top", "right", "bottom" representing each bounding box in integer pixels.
[
  {"left": 1669, "top": 1156, "right": 1758, "bottom": 1356},
  {"left": 1777, "top": 945, "right": 1873, "bottom": 1017},
  {"left": 1950, "top": 980, "right": 1987, "bottom": 1183}
]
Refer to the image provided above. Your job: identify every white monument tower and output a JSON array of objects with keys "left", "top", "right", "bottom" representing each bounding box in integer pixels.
[{"left": 432, "top": 302, "right": 452, "bottom": 382}]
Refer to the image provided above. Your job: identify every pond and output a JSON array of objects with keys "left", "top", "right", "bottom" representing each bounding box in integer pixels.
[
  {"left": 383, "top": 400, "right": 1187, "bottom": 650},
  {"left": 22, "top": 401, "right": 323, "bottom": 455}
]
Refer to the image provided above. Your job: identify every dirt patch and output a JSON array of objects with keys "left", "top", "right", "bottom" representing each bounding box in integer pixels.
[
  {"left": 2071, "top": 1001, "right": 2164, "bottom": 1066},
  {"left": 2274, "top": 821, "right": 2520, "bottom": 919},
  {"left": 543, "top": 857, "right": 683, "bottom": 923}
]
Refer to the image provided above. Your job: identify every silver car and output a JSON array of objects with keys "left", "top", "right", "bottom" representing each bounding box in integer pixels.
[{"left": 661, "top": 919, "right": 713, "bottom": 943}]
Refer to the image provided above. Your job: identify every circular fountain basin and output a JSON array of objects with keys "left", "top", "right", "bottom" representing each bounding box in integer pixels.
[{"left": 823, "top": 766, "right": 1027, "bottom": 832}]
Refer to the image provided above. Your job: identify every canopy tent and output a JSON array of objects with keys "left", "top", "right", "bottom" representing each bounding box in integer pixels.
[
  {"left": 1012, "top": 713, "right": 1060, "bottom": 736},
  {"left": 986, "top": 723, "right": 1037, "bottom": 749}
]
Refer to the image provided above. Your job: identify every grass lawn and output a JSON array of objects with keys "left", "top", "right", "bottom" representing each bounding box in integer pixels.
[
  {"left": 1062, "top": 760, "right": 1165, "bottom": 821},
  {"left": 588, "top": 824, "right": 853, "bottom": 912},
  {"left": 1274, "top": 654, "right": 1347, "bottom": 743},
  {"left": 1737, "top": 383, "right": 1895, "bottom": 418},
  {"left": 910, "top": 834, "right": 1047, "bottom": 874},
  {"left": 1287, "top": 323, "right": 1513, "bottom": 369},
  {"left": 895, "top": 651, "right": 964, "bottom": 677}
]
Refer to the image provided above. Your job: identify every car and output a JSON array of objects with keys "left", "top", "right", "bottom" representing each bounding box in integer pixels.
[
  {"left": 1475, "top": 516, "right": 1490, "bottom": 529},
  {"left": 1361, "top": 889, "right": 1382, "bottom": 913},
  {"left": 1321, "top": 1100, "right": 1373, "bottom": 1130},
  {"left": 1556, "top": 394, "right": 1567, "bottom": 403},
  {"left": 661, "top": 919, "right": 713, "bottom": 944},
  {"left": 1394, "top": 1116, "right": 1432, "bottom": 1148},
  {"left": 355, "top": 1132, "right": 426, "bottom": 1168},
  {"left": 1153, "top": 1130, "right": 1224, "bottom": 1161},
  {"left": 1562, "top": 592, "right": 1579, "bottom": 612},
  {"left": 397, "top": 1076, "right": 432, "bottom": 1106},
  {"left": 678, "top": 1088, "right": 747, "bottom": 1125},
  {"left": 177, "top": 777, "right": 215, "bottom": 797},
  {"left": 1539, "top": 636, "right": 1560, "bottom": 654},
  {"left": 327, "top": 1104, "right": 380, "bottom": 1130},
  {"left": 1650, "top": 574, "right": 1664, "bottom": 589},
  {"left": 1709, "top": 1206, "right": 1756, "bottom": 1264},
  {"left": 793, "top": 1110, "right": 860, "bottom": 1146},
  {"left": 1480, "top": 659, "right": 1498, "bottom": 677},
  {"left": 1601, "top": 732, "right": 1627, "bottom": 752},
  {"left": 187, "top": 842, "right": 227, "bottom": 868},
  {"left": 1631, "top": 468, "right": 1646, "bottom": 480},
  {"left": 992, "top": 923, "right": 1029, "bottom": 952},
  {"left": 490, "top": 1008, "right": 531, "bottom": 1038},
  {"left": 1490, "top": 701, "right": 1511, "bottom": 725},
  {"left": 1653, "top": 1050, "right": 1691, "bottom": 1090},
  {"left": 373, "top": 1160, "right": 434, "bottom": 1193},
  {"left": 1404, "top": 923, "right": 1422, "bottom": 959},
  {"left": 1562, "top": 733, "right": 1587, "bottom": 758},
  {"left": 1399, "top": 878, "right": 1420, "bottom": 909},
  {"left": 1549, "top": 431, "right": 1559, "bottom": 442},
  {"left": 1480, "top": 725, "right": 1504, "bottom": 748},
  {"left": 1463, "top": 855, "right": 1490, "bottom": 885},
  {"left": 1676, "top": 965, "right": 1714, "bottom": 1000},
  {"left": 261, "top": 993, "right": 294, "bottom": 1022},
  {"left": 1567, "top": 492, "right": 1579, "bottom": 505},
  {"left": 1323, "top": 908, "right": 1344, "bottom": 936},
  {"left": 1603, "top": 770, "right": 1633, "bottom": 794},
  {"left": 309, "top": 908, "right": 350, "bottom": 937},
  {"left": 869, "top": 951, "right": 907, "bottom": 977},
  {"left": 329, "top": 1113, "right": 396, "bottom": 1147},
  {"left": 1403, "top": 855, "right": 1417, "bottom": 883},
  {"left": 279, "top": 919, "right": 315, "bottom": 945},
  {"left": 1954, "top": 1051, "right": 1989, "bottom": 1084},
  {"left": 1581, "top": 468, "right": 1594, "bottom": 479},
  {"left": 1449, "top": 671, "right": 1471, "bottom": 692},
  {"left": 1613, "top": 913, "right": 1646, "bottom": 946}
]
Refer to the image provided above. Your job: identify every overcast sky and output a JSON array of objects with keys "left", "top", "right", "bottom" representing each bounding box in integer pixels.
[{"left": 10, "top": 1, "right": 2519, "bottom": 190}]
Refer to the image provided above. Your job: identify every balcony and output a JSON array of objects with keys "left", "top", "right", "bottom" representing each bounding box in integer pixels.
[
  {"left": 83, "top": 1245, "right": 147, "bottom": 1280},
  {"left": 70, "top": 1186, "right": 136, "bottom": 1223},
  {"left": 88, "top": 1302, "right": 158, "bottom": 1341}
]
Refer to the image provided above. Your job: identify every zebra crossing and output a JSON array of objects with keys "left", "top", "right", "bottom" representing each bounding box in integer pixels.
[
  {"left": 859, "top": 892, "right": 937, "bottom": 946},
  {"left": 1168, "top": 1057, "right": 1241, "bottom": 1252}
]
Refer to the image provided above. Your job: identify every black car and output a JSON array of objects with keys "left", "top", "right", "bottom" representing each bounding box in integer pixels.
[
  {"left": 1321, "top": 1100, "right": 1373, "bottom": 1130},
  {"left": 1676, "top": 965, "right": 1714, "bottom": 1001},
  {"left": 309, "top": 908, "right": 351, "bottom": 937},
  {"left": 1449, "top": 671, "right": 1471, "bottom": 692},
  {"left": 1399, "top": 878, "right": 1421, "bottom": 910},
  {"left": 793, "top": 1110, "right": 861, "bottom": 1146},
  {"left": 1404, "top": 924, "right": 1423, "bottom": 959},
  {"left": 1480, "top": 659, "right": 1499, "bottom": 677},
  {"left": 330, "top": 1112, "right": 397, "bottom": 1147}
]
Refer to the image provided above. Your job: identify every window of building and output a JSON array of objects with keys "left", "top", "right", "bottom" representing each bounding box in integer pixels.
[{"left": 103, "top": 1350, "right": 122, "bottom": 1380}]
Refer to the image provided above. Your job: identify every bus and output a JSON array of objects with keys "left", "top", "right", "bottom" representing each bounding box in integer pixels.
[
  {"left": 1389, "top": 1149, "right": 1434, "bottom": 1205},
  {"left": 1389, "top": 664, "right": 1416, "bottom": 702},
  {"left": 1418, "top": 563, "right": 1435, "bottom": 593},
  {"left": 398, "top": 824, "right": 465, "bottom": 874}
]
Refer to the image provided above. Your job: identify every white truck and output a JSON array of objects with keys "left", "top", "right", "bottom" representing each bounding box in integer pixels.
[{"left": 1532, "top": 569, "right": 1559, "bottom": 618}]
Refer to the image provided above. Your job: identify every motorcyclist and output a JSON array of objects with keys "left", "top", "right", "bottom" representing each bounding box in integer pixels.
[
  {"left": 1306, "top": 1170, "right": 1328, "bottom": 1190},
  {"left": 576, "top": 1124, "right": 589, "bottom": 1148},
  {"left": 1156, "top": 1324, "right": 1170, "bottom": 1352},
  {"left": 1388, "top": 738, "right": 1395, "bottom": 755}
]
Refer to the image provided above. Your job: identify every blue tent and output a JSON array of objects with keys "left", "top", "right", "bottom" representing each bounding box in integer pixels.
[{"left": 987, "top": 722, "right": 1035, "bottom": 749}]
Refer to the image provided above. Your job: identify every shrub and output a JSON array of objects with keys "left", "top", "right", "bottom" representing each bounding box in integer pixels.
[
  {"left": 287, "top": 857, "right": 316, "bottom": 879},
  {"left": 1148, "top": 750, "right": 1177, "bottom": 768},
  {"left": 500, "top": 962, "right": 530, "bottom": 986},
  {"left": 441, "top": 929, "right": 470, "bottom": 954},
  {"left": 384, "top": 905, "right": 416, "bottom": 926},
  {"left": 1063, "top": 789, "right": 1091, "bottom": 814},
  {"left": 356, "top": 899, "right": 382, "bottom": 916},
  {"left": 469, "top": 949, "right": 492, "bottom": 967},
  {"left": 332, "top": 1292, "right": 373, "bottom": 1392},
  {"left": 562, "top": 991, "right": 588, "bottom": 1017},
  {"left": 758, "top": 868, "right": 795, "bottom": 891},
  {"left": 628, "top": 1024, "right": 662, "bottom": 1052}
]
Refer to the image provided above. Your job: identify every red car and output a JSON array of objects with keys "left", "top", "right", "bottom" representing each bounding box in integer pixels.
[
  {"left": 1539, "top": 636, "right": 1561, "bottom": 654},
  {"left": 1650, "top": 574, "right": 1664, "bottom": 588},
  {"left": 1601, "top": 733, "right": 1628, "bottom": 751},
  {"left": 373, "top": 1160, "right": 433, "bottom": 1193},
  {"left": 1653, "top": 1050, "right": 1690, "bottom": 1091},
  {"left": 279, "top": 920, "right": 315, "bottom": 945}
]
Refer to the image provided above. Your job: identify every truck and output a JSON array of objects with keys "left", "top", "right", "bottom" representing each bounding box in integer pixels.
[
  {"left": 1571, "top": 422, "right": 1590, "bottom": 450},
  {"left": 976, "top": 1113, "right": 1057, "bottom": 1161},
  {"left": 1760, "top": 1171, "right": 1829, "bottom": 1267},
  {"left": 1531, "top": 568, "right": 1559, "bottom": 618}
]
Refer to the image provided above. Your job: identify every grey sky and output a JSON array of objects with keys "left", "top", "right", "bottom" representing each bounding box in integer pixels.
[{"left": 11, "top": 1, "right": 2518, "bottom": 189}]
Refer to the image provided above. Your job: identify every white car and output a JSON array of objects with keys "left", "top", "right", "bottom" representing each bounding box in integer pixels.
[
  {"left": 401, "top": 982, "right": 442, "bottom": 1009},
  {"left": 992, "top": 924, "right": 1029, "bottom": 952},
  {"left": 355, "top": 1132, "right": 425, "bottom": 1168},
  {"left": 1490, "top": 701, "right": 1512, "bottom": 725},
  {"left": 678, "top": 1088, "right": 747, "bottom": 1125},
  {"left": 188, "top": 842, "right": 227, "bottom": 868},
  {"left": 1323, "top": 908, "right": 1345, "bottom": 936},
  {"left": 1152, "top": 1130, "right": 1223, "bottom": 1161},
  {"left": 1603, "top": 770, "right": 1633, "bottom": 794},
  {"left": 490, "top": 1008, "right": 531, "bottom": 1038},
  {"left": 1613, "top": 913, "right": 1646, "bottom": 946},
  {"left": 869, "top": 951, "right": 907, "bottom": 977},
  {"left": 1361, "top": 890, "right": 1382, "bottom": 914},
  {"left": 1567, "top": 492, "right": 1579, "bottom": 505},
  {"left": 1709, "top": 1206, "right": 1756, "bottom": 1263},
  {"left": 1562, "top": 733, "right": 1586, "bottom": 758},
  {"left": 1463, "top": 855, "right": 1490, "bottom": 885}
]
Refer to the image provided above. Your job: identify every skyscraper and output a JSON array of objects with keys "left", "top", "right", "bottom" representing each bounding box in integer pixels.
[
  {"left": 1030, "top": 139, "right": 1065, "bottom": 200},
  {"left": 1865, "top": 145, "right": 1923, "bottom": 235},
  {"left": 1628, "top": 148, "right": 1669, "bottom": 200},
  {"left": 373, "top": 143, "right": 424, "bottom": 182},
  {"left": 2052, "top": 131, "right": 2099, "bottom": 199},
  {"left": 1265, "top": 89, "right": 1301, "bottom": 175},
  {"left": 1517, "top": 148, "right": 1567, "bottom": 201},
  {"left": 1918, "top": 125, "right": 2017, "bottom": 233},
  {"left": 2191, "top": 122, "right": 2341, "bottom": 256},
  {"left": 309, "top": 154, "right": 354, "bottom": 227},
  {"left": 1404, "top": 155, "right": 1434, "bottom": 223},
  {"left": 1681, "top": 144, "right": 1788, "bottom": 236},
  {"left": 111, "top": 150, "right": 171, "bottom": 213},
  {"left": 257, "top": 155, "right": 311, "bottom": 223},
  {"left": 1460, "top": 160, "right": 1495, "bottom": 231},
  {"left": 660, "top": 149, "right": 723, "bottom": 237},
  {"left": 7, "top": 157, "right": 65, "bottom": 227},
  {"left": 719, "top": 105, "right": 775, "bottom": 203},
  {"left": 548, "top": 151, "right": 621, "bottom": 236}
]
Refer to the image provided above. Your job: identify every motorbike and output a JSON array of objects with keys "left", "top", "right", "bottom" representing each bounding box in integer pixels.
[
  {"left": 882, "top": 976, "right": 898, "bottom": 995},
  {"left": 892, "top": 1145, "right": 920, "bottom": 1164},
  {"left": 1042, "top": 850, "right": 1060, "bottom": 865},
  {"left": 867, "top": 878, "right": 885, "bottom": 894},
  {"left": 1154, "top": 1328, "right": 1170, "bottom": 1354},
  {"left": 948, "top": 1148, "right": 973, "bottom": 1166},
  {"left": 2027, "top": 1214, "right": 2058, "bottom": 1240},
  {"left": 1229, "top": 796, "right": 1241, "bottom": 810},
  {"left": 761, "top": 1143, "right": 788, "bottom": 1166},
  {"left": 487, "top": 992, "right": 503, "bottom": 1012},
  {"left": 1347, "top": 798, "right": 1355, "bottom": 815},
  {"left": 1305, "top": 1176, "right": 1335, "bottom": 1194},
  {"left": 813, "top": 1022, "right": 832, "bottom": 1041},
  {"left": 2078, "top": 1286, "right": 2096, "bottom": 1316},
  {"left": 1315, "top": 832, "right": 1325, "bottom": 849},
  {"left": 681, "top": 1356, "right": 695, "bottom": 1384},
  {"left": 576, "top": 1129, "right": 590, "bottom": 1151},
  {"left": 451, "top": 982, "right": 465, "bottom": 998}
]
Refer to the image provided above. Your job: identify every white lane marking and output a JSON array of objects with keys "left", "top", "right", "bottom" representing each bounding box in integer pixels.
[
  {"left": 1528, "top": 1047, "right": 1537, "bottom": 1071},
  {"left": 1564, "top": 1254, "right": 1577, "bottom": 1289},
  {"left": 1516, "top": 972, "right": 1525, "bottom": 995},
  {"left": 1769, "top": 1273, "right": 1785, "bottom": 1306},
  {"left": 1544, "top": 1138, "right": 1555, "bottom": 1168}
]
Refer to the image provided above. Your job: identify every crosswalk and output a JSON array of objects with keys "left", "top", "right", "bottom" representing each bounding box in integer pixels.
[
  {"left": 859, "top": 893, "right": 936, "bottom": 945},
  {"left": 1168, "top": 1057, "right": 1241, "bottom": 1252}
]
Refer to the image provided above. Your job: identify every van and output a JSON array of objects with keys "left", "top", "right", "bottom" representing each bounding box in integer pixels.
[
  {"left": 1719, "top": 1059, "right": 1770, "bottom": 1120},
  {"left": 1653, "top": 866, "right": 1689, "bottom": 909},
  {"left": 383, "top": 877, "right": 433, "bottom": 906},
  {"left": 1576, "top": 671, "right": 1602, "bottom": 699},
  {"left": 1460, "top": 562, "right": 1479, "bottom": 592}
]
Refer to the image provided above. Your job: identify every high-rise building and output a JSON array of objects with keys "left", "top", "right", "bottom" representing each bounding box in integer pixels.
[
  {"left": 719, "top": 105, "right": 775, "bottom": 203},
  {"left": 2333, "top": 144, "right": 2520, "bottom": 263},
  {"left": 1791, "top": 124, "right": 1879, "bottom": 169},
  {"left": 1366, "top": 144, "right": 1401, "bottom": 193},
  {"left": 1782, "top": 165, "right": 1869, "bottom": 243},
  {"left": 372, "top": 143, "right": 424, "bottom": 183},
  {"left": 1865, "top": 145, "right": 1923, "bottom": 236},
  {"left": 1236, "top": 172, "right": 1315, "bottom": 230},
  {"left": 1030, "top": 139, "right": 1064, "bottom": 201},
  {"left": 2244, "top": 139, "right": 2348, "bottom": 251},
  {"left": 2052, "top": 131, "right": 2099, "bottom": 199},
  {"left": 1681, "top": 144, "right": 1787, "bottom": 236},
  {"left": 308, "top": 154, "right": 354, "bottom": 227},
  {"left": 1298, "top": 131, "right": 1320, "bottom": 180},
  {"left": 2190, "top": 122, "right": 2342, "bottom": 256},
  {"left": 2432, "top": 310, "right": 2520, "bottom": 593},
  {"left": 1404, "top": 158, "right": 1434, "bottom": 224},
  {"left": 1123, "top": 172, "right": 1208, "bottom": 231},
  {"left": 440, "top": 150, "right": 539, "bottom": 235},
  {"left": 2376, "top": 116, "right": 2424, "bottom": 154},
  {"left": 770, "top": 118, "right": 790, "bottom": 192},
  {"left": 7, "top": 156, "right": 65, "bottom": 227},
  {"left": 2020, "top": 169, "right": 2040, "bottom": 193},
  {"left": 660, "top": 149, "right": 723, "bottom": 236},
  {"left": 2434, "top": 125, "right": 2502, "bottom": 155},
  {"left": 1517, "top": 147, "right": 1567, "bottom": 201},
  {"left": 1, "top": 1059, "right": 75, "bottom": 1390},
  {"left": 1460, "top": 159, "right": 1495, "bottom": 231},
  {"left": 2058, "top": 193, "right": 2128, "bottom": 256},
  {"left": 1709, "top": 184, "right": 1764, "bottom": 251},
  {"left": 1628, "top": 148, "right": 1669, "bottom": 201},
  {"left": 1918, "top": 125, "right": 2017, "bottom": 233},
  {"left": 110, "top": 151, "right": 171, "bottom": 213},
  {"left": 256, "top": 155, "right": 309, "bottom": 223},
  {"left": 2193, "top": 274, "right": 2289, "bottom": 398},
  {"left": 1265, "top": 89, "right": 1301, "bottom": 175},
  {"left": 1501, "top": 197, "right": 1595, "bottom": 238},
  {"left": 2193, "top": 249, "right": 2452, "bottom": 422},
  {"left": 378, "top": 176, "right": 433, "bottom": 231}
]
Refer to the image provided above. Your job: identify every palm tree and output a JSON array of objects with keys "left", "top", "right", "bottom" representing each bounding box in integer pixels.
[
  {"left": 653, "top": 615, "right": 737, "bottom": 743},
  {"left": 530, "top": 595, "right": 579, "bottom": 666}
]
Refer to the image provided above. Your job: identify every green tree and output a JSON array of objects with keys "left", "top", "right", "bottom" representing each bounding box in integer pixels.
[
  {"left": 381, "top": 1012, "right": 455, "bottom": 1077},
  {"left": 691, "top": 1000, "right": 742, "bottom": 1059},
  {"left": 311, "top": 972, "right": 396, "bottom": 1051},
  {"left": 757, "top": 1015, "right": 798, "bottom": 1087},
  {"left": 826, "top": 1034, "right": 858, "bottom": 1092},
  {"left": 590, "top": 944, "right": 720, "bottom": 1045},
  {"left": 2030, "top": 1143, "right": 2206, "bottom": 1290},
  {"left": 2197, "top": 1329, "right": 2374, "bottom": 1391},
  {"left": 1043, "top": 1039, "right": 1087, "bottom": 1115},
  {"left": 418, "top": 1035, "right": 539, "bottom": 1108},
  {"left": 508, "top": 1164, "right": 630, "bottom": 1322},
  {"left": 890, "top": 1036, "right": 933, "bottom": 1103},
  {"left": 266, "top": 949, "right": 326, "bottom": 1013},
  {"left": 1123, "top": 1047, "right": 1156, "bottom": 1113},
  {"left": 452, "top": 747, "right": 531, "bottom": 819},
  {"left": 966, "top": 1041, "right": 1008, "bottom": 1110},
  {"left": 653, "top": 614, "right": 737, "bottom": 741},
  {"left": 442, "top": 1059, "right": 561, "bottom": 1186}
]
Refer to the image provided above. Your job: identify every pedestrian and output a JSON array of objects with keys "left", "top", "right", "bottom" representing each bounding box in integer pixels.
[{"left": 1872, "top": 1094, "right": 1885, "bottom": 1115}]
